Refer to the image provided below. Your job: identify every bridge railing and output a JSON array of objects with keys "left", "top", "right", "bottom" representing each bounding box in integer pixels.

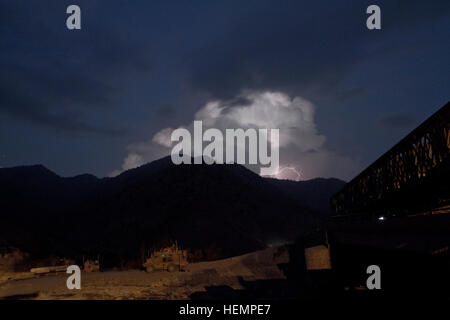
[{"left": 331, "top": 102, "right": 450, "bottom": 217}]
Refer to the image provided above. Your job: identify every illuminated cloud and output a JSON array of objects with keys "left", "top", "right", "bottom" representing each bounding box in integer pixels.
[
  {"left": 112, "top": 91, "right": 361, "bottom": 180},
  {"left": 152, "top": 127, "right": 174, "bottom": 148}
]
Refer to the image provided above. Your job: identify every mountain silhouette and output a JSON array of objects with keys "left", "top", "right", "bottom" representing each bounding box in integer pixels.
[
  {"left": 266, "top": 177, "right": 346, "bottom": 215},
  {"left": 0, "top": 157, "right": 344, "bottom": 265}
]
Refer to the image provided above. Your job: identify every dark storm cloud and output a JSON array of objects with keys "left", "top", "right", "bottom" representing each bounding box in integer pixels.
[
  {"left": 0, "top": 0, "right": 448, "bottom": 177},
  {"left": 2, "top": 62, "right": 114, "bottom": 108},
  {"left": 155, "top": 104, "right": 176, "bottom": 118},
  {"left": 333, "top": 88, "right": 365, "bottom": 103},
  {"left": 0, "top": 86, "right": 123, "bottom": 136},
  {"left": 0, "top": 87, "right": 123, "bottom": 135},
  {"left": 377, "top": 113, "right": 417, "bottom": 129},
  {"left": 186, "top": 0, "right": 450, "bottom": 100},
  {"left": 0, "top": 0, "right": 151, "bottom": 135}
]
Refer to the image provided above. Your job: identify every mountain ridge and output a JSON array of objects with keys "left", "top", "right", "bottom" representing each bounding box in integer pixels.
[{"left": 0, "top": 157, "right": 345, "bottom": 265}]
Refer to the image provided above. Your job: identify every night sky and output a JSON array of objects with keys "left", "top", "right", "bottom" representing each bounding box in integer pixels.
[{"left": 0, "top": 1, "right": 449, "bottom": 180}]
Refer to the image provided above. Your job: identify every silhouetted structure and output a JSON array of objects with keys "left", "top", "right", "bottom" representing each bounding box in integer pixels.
[
  {"left": 326, "top": 102, "right": 450, "bottom": 297},
  {"left": 331, "top": 101, "right": 449, "bottom": 218}
]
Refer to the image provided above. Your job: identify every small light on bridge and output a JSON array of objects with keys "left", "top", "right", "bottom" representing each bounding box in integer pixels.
[{"left": 378, "top": 216, "right": 385, "bottom": 221}]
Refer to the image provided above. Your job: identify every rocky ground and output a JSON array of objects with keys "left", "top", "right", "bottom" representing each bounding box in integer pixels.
[{"left": 0, "top": 246, "right": 289, "bottom": 300}]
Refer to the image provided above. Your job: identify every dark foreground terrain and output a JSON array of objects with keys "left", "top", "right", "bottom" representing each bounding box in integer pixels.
[
  {"left": 0, "top": 247, "right": 290, "bottom": 300},
  {"left": 0, "top": 157, "right": 344, "bottom": 266}
]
